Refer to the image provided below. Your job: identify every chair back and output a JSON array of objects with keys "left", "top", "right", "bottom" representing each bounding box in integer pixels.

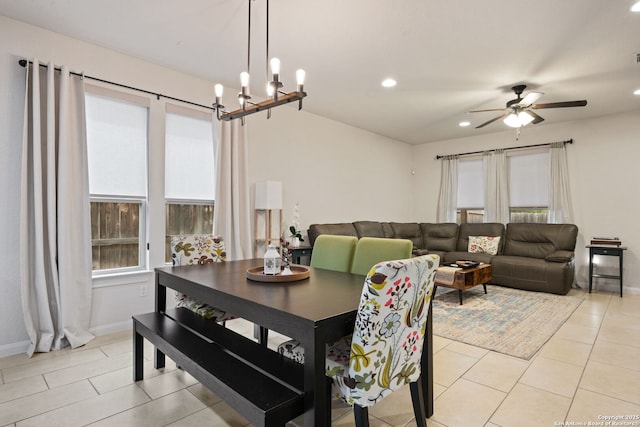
[
  {"left": 349, "top": 237, "right": 413, "bottom": 276},
  {"left": 329, "top": 254, "right": 439, "bottom": 407},
  {"left": 170, "top": 235, "right": 226, "bottom": 266},
  {"left": 310, "top": 235, "right": 358, "bottom": 273}
]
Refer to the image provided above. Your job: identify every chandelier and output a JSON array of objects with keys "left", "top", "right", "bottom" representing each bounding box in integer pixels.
[{"left": 212, "top": 0, "right": 307, "bottom": 123}]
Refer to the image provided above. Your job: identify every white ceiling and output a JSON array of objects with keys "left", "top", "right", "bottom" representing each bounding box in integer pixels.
[{"left": 1, "top": 0, "right": 639, "bottom": 145}]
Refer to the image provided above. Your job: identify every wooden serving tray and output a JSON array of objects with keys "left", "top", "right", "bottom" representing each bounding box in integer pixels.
[{"left": 246, "top": 265, "right": 311, "bottom": 283}]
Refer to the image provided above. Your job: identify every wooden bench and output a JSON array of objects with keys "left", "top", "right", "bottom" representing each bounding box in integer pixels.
[{"left": 133, "top": 308, "right": 305, "bottom": 427}]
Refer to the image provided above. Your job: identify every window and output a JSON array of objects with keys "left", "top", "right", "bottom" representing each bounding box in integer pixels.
[
  {"left": 455, "top": 151, "right": 551, "bottom": 224},
  {"left": 508, "top": 151, "right": 549, "bottom": 223},
  {"left": 164, "top": 109, "right": 215, "bottom": 262},
  {"left": 86, "top": 92, "right": 149, "bottom": 273},
  {"left": 456, "top": 158, "right": 484, "bottom": 223}
]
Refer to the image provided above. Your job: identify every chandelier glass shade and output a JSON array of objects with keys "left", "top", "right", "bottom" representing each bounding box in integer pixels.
[{"left": 212, "top": 0, "right": 306, "bottom": 123}]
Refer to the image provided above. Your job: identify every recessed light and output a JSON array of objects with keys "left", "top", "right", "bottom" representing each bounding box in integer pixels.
[
  {"left": 634, "top": 89, "right": 640, "bottom": 95},
  {"left": 631, "top": 1, "right": 640, "bottom": 12},
  {"left": 459, "top": 121, "right": 471, "bottom": 127},
  {"left": 381, "top": 78, "right": 396, "bottom": 88}
]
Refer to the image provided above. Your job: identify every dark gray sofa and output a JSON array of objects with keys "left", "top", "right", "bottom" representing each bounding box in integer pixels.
[{"left": 307, "top": 221, "right": 578, "bottom": 295}]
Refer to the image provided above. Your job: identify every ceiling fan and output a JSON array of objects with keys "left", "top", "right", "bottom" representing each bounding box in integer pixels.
[{"left": 468, "top": 85, "right": 587, "bottom": 129}]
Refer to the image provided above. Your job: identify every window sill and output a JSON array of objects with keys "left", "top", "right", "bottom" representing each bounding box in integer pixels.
[{"left": 92, "top": 270, "right": 154, "bottom": 288}]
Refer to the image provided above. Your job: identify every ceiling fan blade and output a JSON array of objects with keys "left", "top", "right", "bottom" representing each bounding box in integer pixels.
[
  {"left": 467, "top": 108, "right": 506, "bottom": 113},
  {"left": 518, "top": 91, "right": 543, "bottom": 107},
  {"left": 531, "top": 100, "right": 587, "bottom": 109},
  {"left": 475, "top": 113, "right": 508, "bottom": 129},
  {"left": 528, "top": 110, "right": 545, "bottom": 124}
]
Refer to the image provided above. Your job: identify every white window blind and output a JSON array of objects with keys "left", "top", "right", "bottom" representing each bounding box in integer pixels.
[
  {"left": 457, "top": 158, "right": 483, "bottom": 208},
  {"left": 164, "top": 112, "right": 215, "bottom": 200},
  {"left": 85, "top": 93, "right": 148, "bottom": 197},
  {"left": 508, "top": 151, "right": 550, "bottom": 207}
]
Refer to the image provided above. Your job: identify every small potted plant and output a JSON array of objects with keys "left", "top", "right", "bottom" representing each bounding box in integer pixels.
[
  {"left": 288, "top": 203, "right": 304, "bottom": 247},
  {"left": 289, "top": 225, "right": 304, "bottom": 247}
]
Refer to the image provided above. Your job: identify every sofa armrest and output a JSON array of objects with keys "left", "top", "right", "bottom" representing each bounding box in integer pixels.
[{"left": 545, "top": 250, "right": 574, "bottom": 263}]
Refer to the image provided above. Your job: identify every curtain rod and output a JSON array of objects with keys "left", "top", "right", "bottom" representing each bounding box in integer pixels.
[
  {"left": 18, "top": 59, "right": 214, "bottom": 111},
  {"left": 435, "top": 138, "right": 573, "bottom": 160}
]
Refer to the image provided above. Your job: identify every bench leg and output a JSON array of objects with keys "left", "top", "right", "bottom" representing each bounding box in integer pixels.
[
  {"left": 133, "top": 324, "right": 144, "bottom": 381},
  {"left": 155, "top": 348, "right": 166, "bottom": 369}
]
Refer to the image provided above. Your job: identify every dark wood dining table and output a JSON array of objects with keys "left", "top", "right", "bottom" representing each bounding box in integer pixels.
[{"left": 154, "top": 258, "right": 433, "bottom": 426}]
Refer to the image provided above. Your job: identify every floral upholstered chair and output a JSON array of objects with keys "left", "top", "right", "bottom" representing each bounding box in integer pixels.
[
  {"left": 170, "top": 235, "right": 233, "bottom": 322},
  {"left": 277, "top": 236, "right": 414, "bottom": 363},
  {"left": 326, "top": 254, "right": 439, "bottom": 427}
]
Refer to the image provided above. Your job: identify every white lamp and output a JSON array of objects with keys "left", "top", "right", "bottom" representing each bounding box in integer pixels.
[{"left": 255, "top": 181, "right": 283, "bottom": 209}]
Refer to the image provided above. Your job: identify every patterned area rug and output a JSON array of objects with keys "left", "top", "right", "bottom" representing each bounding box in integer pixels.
[{"left": 432, "top": 285, "right": 584, "bottom": 360}]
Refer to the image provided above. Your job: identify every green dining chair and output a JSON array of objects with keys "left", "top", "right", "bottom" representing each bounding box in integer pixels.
[
  {"left": 349, "top": 236, "right": 413, "bottom": 276},
  {"left": 277, "top": 234, "right": 358, "bottom": 363},
  {"left": 310, "top": 234, "right": 358, "bottom": 272}
]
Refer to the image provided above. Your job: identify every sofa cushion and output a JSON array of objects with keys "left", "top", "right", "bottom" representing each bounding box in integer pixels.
[
  {"left": 503, "top": 223, "right": 578, "bottom": 259},
  {"left": 381, "top": 222, "right": 394, "bottom": 238},
  {"left": 420, "top": 223, "right": 458, "bottom": 252},
  {"left": 456, "top": 223, "right": 505, "bottom": 253},
  {"left": 308, "top": 223, "right": 357, "bottom": 246},
  {"left": 468, "top": 236, "right": 501, "bottom": 255},
  {"left": 491, "top": 255, "right": 574, "bottom": 295},
  {"left": 353, "top": 221, "right": 385, "bottom": 238},
  {"left": 389, "top": 222, "right": 423, "bottom": 249}
]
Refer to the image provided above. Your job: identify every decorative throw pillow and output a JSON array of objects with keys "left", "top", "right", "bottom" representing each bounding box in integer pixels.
[{"left": 468, "top": 236, "right": 501, "bottom": 255}]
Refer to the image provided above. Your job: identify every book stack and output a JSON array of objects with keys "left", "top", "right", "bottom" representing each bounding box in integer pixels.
[{"left": 590, "top": 237, "right": 622, "bottom": 246}]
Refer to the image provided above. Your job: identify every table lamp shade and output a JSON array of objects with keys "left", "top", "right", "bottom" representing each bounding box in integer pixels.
[{"left": 255, "top": 181, "right": 282, "bottom": 210}]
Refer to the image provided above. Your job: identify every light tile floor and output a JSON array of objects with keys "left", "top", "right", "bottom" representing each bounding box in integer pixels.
[{"left": 1, "top": 289, "right": 639, "bottom": 426}]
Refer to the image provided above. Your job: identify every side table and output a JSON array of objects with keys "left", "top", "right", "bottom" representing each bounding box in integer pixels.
[
  {"left": 587, "top": 245, "right": 627, "bottom": 297},
  {"left": 289, "top": 245, "right": 313, "bottom": 266}
]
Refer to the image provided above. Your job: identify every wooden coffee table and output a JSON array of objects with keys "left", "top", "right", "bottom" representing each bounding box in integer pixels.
[{"left": 434, "top": 263, "right": 492, "bottom": 305}]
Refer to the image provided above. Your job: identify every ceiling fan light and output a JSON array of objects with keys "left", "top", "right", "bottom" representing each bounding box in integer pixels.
[
  {"left": 503, "top": 113, "right": 521, "bottom": 128},
  {"left": 518, "top": 110, "right": 535, "bottom": 126}
]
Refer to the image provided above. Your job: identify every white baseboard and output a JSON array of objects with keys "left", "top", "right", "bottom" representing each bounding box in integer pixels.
[
  {"left": 0, "top": 340, "right": 30, "bottom": 357},
  {"left": 0, "top": 322, "right": 131, "bottom": 358},
  {"left": 90, "top": 320, "right": 132, "bottom": 337}
]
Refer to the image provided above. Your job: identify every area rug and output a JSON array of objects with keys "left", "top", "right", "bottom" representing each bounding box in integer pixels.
[{"left": 432, "top": 285, "right": 584, "bottom": 360}]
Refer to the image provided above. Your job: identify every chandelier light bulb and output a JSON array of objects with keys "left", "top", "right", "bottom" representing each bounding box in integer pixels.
[
  {"left": 270, "top": 57, "right": 281, "bottom": 75},
  {"left": 240, "top": 72, "right": 250, "bottom": 89},
  {"left": 296, "top": 69, "right": 306, "bottom": 85},
  {"left": 266, "top": 82, "right": 275, "bottom": 97},
  {"left": 214, "top": 84, "right": 224, "bottom": 98}
]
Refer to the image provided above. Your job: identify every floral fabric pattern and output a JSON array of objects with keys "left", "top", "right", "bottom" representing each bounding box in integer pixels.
[
  {"left": 170, "top": 235, "right": 233, "bottom": 321},
  {"left": 468, "top": 235, "right": 501, "bottom": 255},
  {"left": 325, "top": 254, "right": 439, "bottom": 408}
]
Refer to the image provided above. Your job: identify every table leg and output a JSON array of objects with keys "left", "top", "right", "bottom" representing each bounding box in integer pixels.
[
  {"left": 303, "top": 331, "right": 331, "bottom": 426},
  {"left": 458, "top": 290, "right": 463, "bottom": 305},
  {"left": 133, "top": 323, "right": 144, "bottom": 381},
  {"left": 154, "top": 276, "right": 166, "bottom": 369},
  {"left": 588, "top": 249, "right": 594, "bottom": 293},
  {"left": 483, "top": 283, "right": 487, "bottom": 294},
  {"left": 619, "top": 251, "right": 624, "bottom": 298}
]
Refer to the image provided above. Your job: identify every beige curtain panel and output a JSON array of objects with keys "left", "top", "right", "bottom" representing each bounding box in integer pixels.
[{"left": 20, "top": 59, "right": 94, "bottom": 356}]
